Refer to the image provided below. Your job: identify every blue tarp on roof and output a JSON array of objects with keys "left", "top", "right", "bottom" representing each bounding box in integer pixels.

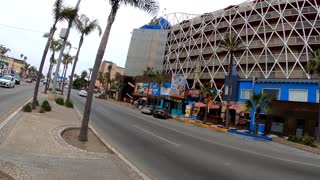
[{"left": 140, "top": 17, "right": 170, "bottom": 30}]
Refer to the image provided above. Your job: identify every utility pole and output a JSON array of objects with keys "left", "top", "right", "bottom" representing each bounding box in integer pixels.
[{"left": 52, "top": 0, "right": 81, "bottom": 92}]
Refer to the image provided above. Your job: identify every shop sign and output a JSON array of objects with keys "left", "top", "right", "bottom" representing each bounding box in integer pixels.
[
  {"left": 169, "top": 74, "right": 187, "bottom": 98},
  {"left": 185, "top": 89, "right": 200, "bottom": 97}
]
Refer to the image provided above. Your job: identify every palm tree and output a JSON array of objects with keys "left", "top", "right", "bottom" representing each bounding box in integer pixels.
[
  {"left": 32, "top": 0, "right": 77, "bottom": 109},
  {"left": 306, "top": 48, "right": 320, "bottom": 142},
  {"left": 23, "top": 63, "right": 30, "bottom": 78},
  {"left": 44, "top": 38, "right": 63, "bottom": 93},
  {"left": 88, "top": 68, "right": 93, "bottom": 80},
  {"left": 143, "top": 66, "right": 156, "bottom": 104},
  {"left": 60, "top": 53, "right": 74, "bottom": 95},
  {"left": 200, "top": 85, "right": 217, "bottom": 123},
  {"left": 79, "top": 0, "right": 159, "bottom": 141},
  {"left": 0, "top": 45, "right": 10, "bottom": 69},
  {"left": 154, "top": 71, "right": 166, "bottom": 106},
  {"left": 246, "top": 92, "right": 269, "bottom": 134},
  {"left": 66, "top": 14, "right": 102, "bottom": 102},
  {"left": 104, "top": 64, "right": 112, "bottom": 99},
  {"left": 219, "top": 33, "right": 242, "bottom": 128},
  {"left": 81, "top": 70, "right": 88, "bottom": 80}
]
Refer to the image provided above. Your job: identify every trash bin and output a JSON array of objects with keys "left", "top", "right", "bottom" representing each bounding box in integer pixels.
[{"left": 258, "top": 124, "right": 265, "bottom": 134}]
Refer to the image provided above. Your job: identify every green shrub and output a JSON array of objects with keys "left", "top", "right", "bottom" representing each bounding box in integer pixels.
[
  {"left": 41, "top": 100, "right": 52, "bottom": 112},
  {"left": 29, "top": 100, "right": 39, "bottom": 106},
  {"left": 65, "top": 100, "right": 74, "bottom": 108},
  {"left": 55, "top": 97, "right": 64, "bottom": 106},
  {"left": 23, "top": 103, "right": 32, "bottom": 112},
  {"left": 39, "top": 108, "right": 45, "bottom": 113},
  {"left": 288, "top": 136, "right": 302, "bottom": 143},
  {"left": 301, "top": 135, "right": 315, "bottom": 146}
]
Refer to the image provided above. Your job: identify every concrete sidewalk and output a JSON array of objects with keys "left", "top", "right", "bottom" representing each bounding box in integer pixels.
[{"left": 0, "top": 94, "right": 141, "bottom": 180}]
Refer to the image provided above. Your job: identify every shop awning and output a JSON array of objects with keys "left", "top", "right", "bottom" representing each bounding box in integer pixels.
[
  {"left": 195, "top": 102, "right": 206, "bottom": 107},
  {"left": 208, "top": 104, "right": 220, "bottom": 109}
]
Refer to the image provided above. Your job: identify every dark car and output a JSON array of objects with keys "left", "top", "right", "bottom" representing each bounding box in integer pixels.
[
  {"left": 153, "top": 108, "right": 169, "bottom": 119},
  {"left": 14, "top": 76, "right": 20, "bottom": 85}
]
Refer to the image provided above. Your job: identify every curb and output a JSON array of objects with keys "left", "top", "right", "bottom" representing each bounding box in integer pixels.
[
  {"left": 0, "top": 97, "right": 32, "bottom": 130},
  {"left": 172, "top": 117, "right": 228, "bottom": 133},
  {"left": 74, "top": 107, "right": 151, "bottom": 180}
]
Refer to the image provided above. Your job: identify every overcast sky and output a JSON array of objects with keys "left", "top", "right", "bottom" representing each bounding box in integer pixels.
[{"left": 0, "top": 0, "right": 245, "bottom": 76}]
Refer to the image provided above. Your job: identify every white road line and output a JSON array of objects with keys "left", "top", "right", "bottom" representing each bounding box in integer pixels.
[{"left": 133, "top": 125, "right": 180, "bottom": 146}]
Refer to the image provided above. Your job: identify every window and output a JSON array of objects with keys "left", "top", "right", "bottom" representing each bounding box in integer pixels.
[
  {"left": 241, "top": 89, "right": 253, "bottom": 99},
  {"left": 288, "top": 89, "right": 308, "bottom": 102},
  {"left": 263, "top": 89, "right": 280, "bottom": 100}
]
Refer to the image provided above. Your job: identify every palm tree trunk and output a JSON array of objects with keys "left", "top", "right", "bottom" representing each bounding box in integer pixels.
[
  {"left": 44, "top": 63, "right": 53, "bottom": 94},
  {"left": 66, "top": 35, "right": 84, "bottom": 102},
  {"left": 61, "top": 65, "right": 68, "bottom": 95},
  {"left": 79, "top": 7, "right": 118, "bottom": 141},
  {"left": 225, "top": 52, "right": 233, "bottom": 128},
  {"left": 105, "top": 81, "right": 109, "bottom": 99},
  {"left": 32, "top": 27, "right": 56, "bottom": 109}
]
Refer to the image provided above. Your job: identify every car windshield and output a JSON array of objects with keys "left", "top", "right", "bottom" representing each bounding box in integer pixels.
[{"left": 1, "top": 76, "right": 12, "bottom": 80}]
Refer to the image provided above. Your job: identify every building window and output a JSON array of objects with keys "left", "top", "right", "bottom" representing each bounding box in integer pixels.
[
  {"left": 288, "top": 89, "right": 308, "bottom": 102},
  {"left": 241, "top": 89, "right": 253, "bottom": 99},
  {"left": 262, "top": 88, "right": 280, "bottom": 100}
]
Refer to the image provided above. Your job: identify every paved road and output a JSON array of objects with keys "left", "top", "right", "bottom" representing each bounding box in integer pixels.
[
  {"left": 0, "top": 82, "right": 35, "bottom": 121},
  {"left": 71, "top": 90, "right": 320, "bottom": 180}
]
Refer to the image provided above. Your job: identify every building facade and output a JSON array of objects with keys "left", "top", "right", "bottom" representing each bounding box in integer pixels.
[
  {"left": 0, "top": 56, "right": 25, "bottom": 75},
  {"left": 162, "top": 0, "right": 320, "bottom": 101},
  {"left": 124, "top": 27, "right": 168, "bottom": 76},
  {"left": 95, "top": 60, "right": 124, "bottom": 88}
]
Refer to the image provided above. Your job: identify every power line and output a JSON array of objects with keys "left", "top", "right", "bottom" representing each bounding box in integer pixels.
[{"left": 0, "top": 23, "right": 46, "bottom": 34}]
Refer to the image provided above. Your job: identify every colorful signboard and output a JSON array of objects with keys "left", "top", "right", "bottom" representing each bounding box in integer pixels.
[
  {"left": 169, "top": 74, "right": 187, "bottom": 98},
  {"left": 134, "top": 82, "right": 171, "bottom": 96}
]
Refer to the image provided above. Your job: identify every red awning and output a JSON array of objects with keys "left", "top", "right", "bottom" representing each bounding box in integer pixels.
[
  {"left": 208, "top": 104, "right": 220, "bottom": 109},
  {"left": 195, "top": 102, "right": 206, "bottom": 107}
]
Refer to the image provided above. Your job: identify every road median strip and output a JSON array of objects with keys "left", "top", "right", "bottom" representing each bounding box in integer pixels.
[{"left": 172, "top": 117, "right": 228, "bottom": 133}]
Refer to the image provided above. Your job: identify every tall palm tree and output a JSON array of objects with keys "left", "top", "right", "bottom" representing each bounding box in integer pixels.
[
  {"left": 66, "top": 14, "right": 102, "bottom": 102},
  {"left": 143, "top": 66, "right": 156, "bottom": 104},
  {"left": 61, "top": 53, "right": 74, "bottom": 95},
  {"left": 219, "top": 33, "right": 242, "bottom": 128},
  {"left": 200, "top": 85, "right": 217, "bottom": 123},
  {"left": 154, "top": 71, "right": 166, "bottom": 106},
  {"left": 97, "top": 71, "right": 106, "bottom": 89},
  {"left": 88, "top": 67, "right": 93, "bottom": 80},
  {"left": 104, "top": 64, "right": 112, "bottom": 99},
  {"left": 44, "top": 38, "right": 63, "bottom": 93},
  {"left": 246, "top": 92, "right": 270, "bottom": 134},
  {"left": 23, "top": 63, "right": 30, "bottom": 78},
  {"left": 79, "top": 0, "right": 159, "bottom": 141},
  {"left": 306, "top": 48, "right": 320, "bottom": 142},
  {"left": 32, "top": 0, "right": 77, "bottom": 109}
]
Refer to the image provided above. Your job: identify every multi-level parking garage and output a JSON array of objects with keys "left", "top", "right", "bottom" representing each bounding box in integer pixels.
[{"left": 162, "top": 0, "right": 320, "bottom": 99}]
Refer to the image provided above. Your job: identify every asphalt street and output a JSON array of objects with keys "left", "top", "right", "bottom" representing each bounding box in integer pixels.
[
  {"left": 0, "top": 82, "right": 35, "bottom": 121},
  {"left": 71, "top": 90, "right": 320, "bottom": 180}
]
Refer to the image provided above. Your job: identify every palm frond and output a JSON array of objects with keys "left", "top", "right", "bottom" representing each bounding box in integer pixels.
[
  {"left": 219, "top": 33, "right": 243, "bottom": 52},
  {"left": 118, "top": 0, "right": 159, "bottom": 15},
  {"left": 307, "top": 49, "right": 320, "bottom": 75},
  {"left": 53, "top": 0, "right": 64, "bottom": 22},
  {"left": 60, "top": 7, "right": 78, "bottom": 21},
  {"left": 76, "top": 14, "right": 102, "bottom": 37}
]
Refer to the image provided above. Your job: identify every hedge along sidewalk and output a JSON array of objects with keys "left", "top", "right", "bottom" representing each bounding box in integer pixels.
[
  {"left": 172, "top": 117, "right": 228, "bottom": 133},
  {"left": 273, "top": 137, "right": 320, "bottom": 155}
]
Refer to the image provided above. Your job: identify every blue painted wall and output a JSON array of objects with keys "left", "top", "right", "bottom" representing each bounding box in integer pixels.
[{"left": 238, "top": 79, "right": 319, "bottom": 103}]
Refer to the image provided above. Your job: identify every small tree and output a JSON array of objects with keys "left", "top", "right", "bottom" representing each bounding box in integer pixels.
[
  {"left": 246, "top": 92, "right": 270, "bottom": 133},
  {"left": 306, "top": 48, "right": 320, "bottom": 141},
  {"left": 200, "top": 85, "right": 216, "bottom": 123}
]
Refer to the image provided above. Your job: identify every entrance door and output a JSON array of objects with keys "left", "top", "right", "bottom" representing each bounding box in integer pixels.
[
  {"left": 296, "top": 119, "right": 304, "bottom": 137},
  {"left": 164, "top": 102, "right": 171, "bottom": 111}
]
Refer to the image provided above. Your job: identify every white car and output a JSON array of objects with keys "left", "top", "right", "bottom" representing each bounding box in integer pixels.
[
  {"left": 0, "top": 75, "right": 15, "bottom": 88},
  {"left": 78, "top": 90, "right": 88, "bottom": 97}
]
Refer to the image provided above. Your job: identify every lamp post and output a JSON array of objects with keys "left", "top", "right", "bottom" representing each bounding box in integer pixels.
[{"left": 52, "top": 0, "right": 81, "bottom": 93}]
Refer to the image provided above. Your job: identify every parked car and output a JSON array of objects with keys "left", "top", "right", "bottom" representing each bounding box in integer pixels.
[
  {"left": 78, "top": 90, "right": 88, "bottom": 97},
  {"left": 14, "top": 76, "right": 20, "bottom": 85},
  {"left": 153, "top": 108, "right": 169, "bottom": 119},
  {"left": 0, "top": 75, "right": 15, "bottom": 88},
  {"left": 141, "top": 105, "right": 154, "bottom": 115},
  {"left": 25, "top": 79, "right": 33, "bottom": 83}
]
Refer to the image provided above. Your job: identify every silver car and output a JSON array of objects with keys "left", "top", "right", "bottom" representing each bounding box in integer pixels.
[
  {"left": 0, "top": 75, "right": 15, "bottom": 88},
  {"left": 141, "top": 105, "right": 154, "bottom": 115}
]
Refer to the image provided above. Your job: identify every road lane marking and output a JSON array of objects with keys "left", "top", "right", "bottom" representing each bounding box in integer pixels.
[{"left": 133, "top": 125, "right": 180, "bottom": 146}]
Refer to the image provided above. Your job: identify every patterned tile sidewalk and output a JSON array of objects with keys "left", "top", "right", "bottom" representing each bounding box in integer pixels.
[{"left": 0, "top": 94, "right": 142, "bottom": 180}]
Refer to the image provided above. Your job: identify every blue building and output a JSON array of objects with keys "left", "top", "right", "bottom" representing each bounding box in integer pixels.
[{"left": 237, "top": 79, "right": 319, "bottom": 103}]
